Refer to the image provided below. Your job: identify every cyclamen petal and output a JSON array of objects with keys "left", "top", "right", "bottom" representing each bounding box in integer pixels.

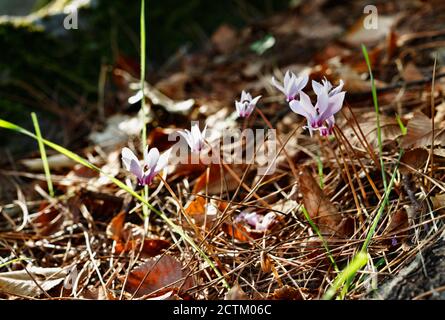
[
  {"left": 155, "top": 147, "right": 171, "bottom": 172},
  {"left": 289, "top": 78, "right": 345, "bottom": 136},
  {"left": 235, "top": 90, "right": 261, "bottom": 118},
  {"left": 121, "top": 147, "right": 171, "bottom": 186},
  {"left": 180, "top": 123, "right": 207, "bottom": 152},
  {"left": 145, "top": 147, "right": 160, "bottom": 171},
  {"left": 319, "top": 91, "right": 345, "bottom": 124},
  {"left": 271, "top": 70, "right": 308, "bottom": 102},
  {"left": 122, "top": 147, "right": 140, "bottom": 172}
]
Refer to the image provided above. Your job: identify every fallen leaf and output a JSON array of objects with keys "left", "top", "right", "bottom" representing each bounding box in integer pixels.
[
  {"left": 267, "top": 285, "right": 303, "bottom": 300},
  {"left": 299, "top": 167, "right": 349, "bottom": 237},
  {"left": 0, "top": 266, "right": 68, "bottom": 298},
  {"left": 184, "top": 196, "right": 206, "bottom": 219},
  {"left": 431, "top": 193, "right": 445, "bottom": 211},
  {"left": 147, "top": 127, "right": 178, "bottom": 152},
  {"left": 79, "top": 286, "right": 116, "bottom": 300},
  {"left": 32, "top": 202, "right": 64, "bottom": 236},
  {"left": 114, "top": 222, "right": 171, "bottom": 258},
  {"left": 343, "top": 112, "right": 402, "bottom": 148},
  {"left": 385, "top": 209, "right": 409, "bottom": 245},
  {"left": 124, "top": 255, "right": 194, "bottom": 298},
  {"left": 184, "top": 196, "right": 219, "bottom": 228},
  {"left": 193, "top": 164, "right": 247, "bottom": 194},
  {"left": 222, "top": 222, "right": 259, "bottom": 243},
  {"left": 399, "top": 148, "right": 429, "bottom": 174},
  {"left": 106, "top": 211, "right": 126, "bottom": 241},
  {"left": 115, "top": 239, "right": 170, "bottom": 258},
  {"left": 401, "top": 112, "right": 445, "bottom": 149}
]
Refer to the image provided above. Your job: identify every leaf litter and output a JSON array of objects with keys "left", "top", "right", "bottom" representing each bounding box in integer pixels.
[{"left": 1, "top": 0, "right": 445, "bottom": 300}]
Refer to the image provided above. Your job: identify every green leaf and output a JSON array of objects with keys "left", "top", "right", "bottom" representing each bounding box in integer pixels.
[{"left": 250, "top": 34, "right": 275, "bottom": 55}]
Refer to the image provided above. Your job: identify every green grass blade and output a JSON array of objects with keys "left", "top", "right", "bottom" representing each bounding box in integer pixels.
[
  {"left": 316, "top": 154, "right": 324, "bottom": 188},
  {"left": 0, "top": 118, "right": 229, "bottom": 289},
  {"left": 323, "top": 151, "right": 403, "bottom": 299},
  {"left": 140, "top": 0, "right": 150, "bottom": 220},
  {"left": 362, "top": 44, "right": 387, "bottom": 191},
  {"left": 0, "top": 257, "right": 30, "bottom": 269},
  {"left": 31, "top": 112, "right": 54, "bottom": 197},
  {"left": 396, "top": 114, "right": 407, "bottom": 135},
  {"left": 361, "top": 151, "right": 403, "bottom": 251},
  {"left": 140, "top": 0, "right": 147, "bottom": 154},
  {"left": 323, "top": 250, "right": 368, "bottom": 300},
  {"left": 301, "top": 206, "right": 339, "bottom": 272}
]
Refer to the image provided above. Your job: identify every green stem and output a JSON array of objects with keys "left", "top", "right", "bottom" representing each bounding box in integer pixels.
[{"left": 31, "top": 112, "right": 54, "bottom": 197}]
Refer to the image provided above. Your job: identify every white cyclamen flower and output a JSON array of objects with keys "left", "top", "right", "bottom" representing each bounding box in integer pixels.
[
  {"left": 121, "top": 146, "right": 171, "bottom": 186},
  {"left": 312, "top": 77, "right": 344, "bottom": 98},
  {"left": 289, "top": 84, "right": 345, "bottom": 137},
  {"left": 235, "top": 90, "right": 261, "bottom": 118},
  {"left": 272, "top": 70, "right": 308, "bottom": 102},
  {"left": 179, "top": 123, "right": 207, "bottom": 153}
]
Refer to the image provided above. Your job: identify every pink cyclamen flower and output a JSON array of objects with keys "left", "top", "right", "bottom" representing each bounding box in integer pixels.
[
  {"left": 312, "top": 77, "right": 344, "bottom": 98},
  {"left": 272, "top": 70, "right": 308, "bottom": 102},
  {"left": 289, "top": 80, "right": 345, "bottom": 137},
  {"left": 121, "top": 147, "right": 171, "bottom": 186},
  {"left": 235, "top": 90, "right": 261, "bottom": 118},
  {"left": 179, "top": 123, "right": 207, "bottom": 153}
]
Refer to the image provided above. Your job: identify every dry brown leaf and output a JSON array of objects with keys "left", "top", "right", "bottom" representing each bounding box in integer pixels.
[
  {"left": 114, "top": 239, "right": 171, "bottom": 258},
  {"left": 299, "top": 168, "right": 348, "bottom": 237},
  {"left": 193, "top": 164, "right": 247, "bottom": 195},
  {"left": 267, "top": 285, "right": 303, "bottom": 300},
  {"left": 32, "top": 202, "right": 64, "bottom": 236},
  {"left": 106, "top": 211, "right": 126, "bottom": 241},
  {"left": 113, "top": 222, "right": 171, "bottom": 258},
  {"left": 147, "top": 127, "right": 178, "bottom": 152},
  {"left": 221, "top": 222, "right": 257, "bottom": 243},
  {"left": 124, "top": 255, "right": 194, "bottom": 298},
  {"left": 401, "top": 112, "right": 445, "bottom": 149},
  {"left": 431, "top": 193, "right": 445, "bottom": 211},
  {"left": 385, "top": 209, "right": 409, "bottom": 244},
  {"left": 399, "top": 148, "right": 429, "bottom": 174},
  {"left": 0, "top": 266, "right": 68, "bottom": 298},
  {"left": 343, "top": 112, "right": 402, "bottom": 148},
  {"left": 184, "top": 196, "right": 206, "bottom": 219}
]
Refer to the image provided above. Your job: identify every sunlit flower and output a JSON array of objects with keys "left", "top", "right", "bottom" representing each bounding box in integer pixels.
[
  {"left": 235, "top": 90, "right": 261, "bottom": 118},
  {"left": 289, "top": 87, "right": 345, "bottom": 136},
  {"left": 312, "top": 78, "right": 344, "bottom": 98},
  {"left": 179, "top": 123, "right": 207, "bottom": 153},
  {"left": 272, "top": 70, "right": 308, "bottom": 102},
  {"left": 121, "top": 147, "right": 171, "bottom": 186}
]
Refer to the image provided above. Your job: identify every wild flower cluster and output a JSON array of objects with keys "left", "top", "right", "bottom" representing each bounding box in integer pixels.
[
  {"left": 122, "top": 70, "right": 345, "bottom": 186},
  {"left": 238, "top": 71, "right": 345, "bottom": 137}
]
